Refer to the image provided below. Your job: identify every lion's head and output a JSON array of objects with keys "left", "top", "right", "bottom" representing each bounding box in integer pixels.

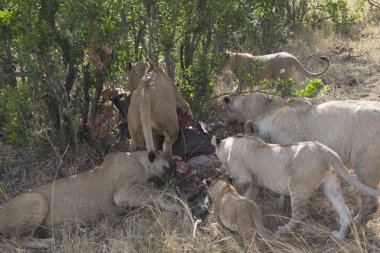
[{"left": 126, "top": 59, "right": 155, "bottom": 92}]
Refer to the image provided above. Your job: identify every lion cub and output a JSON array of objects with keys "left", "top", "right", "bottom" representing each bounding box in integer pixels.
[
  {"left": 212, "top": 121, "right": 380, "bottom": 239},
  {"left": 207, "top": 180, "right": 275, "bottom": 242},
  {"left": 0, "top": 151, "right": 179, "bottom": 249}
]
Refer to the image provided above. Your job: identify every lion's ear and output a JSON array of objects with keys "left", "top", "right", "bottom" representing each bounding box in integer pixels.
[
  {"left": 148, "top": 151, "right": 156, "bottom": 162},
  {"left": 244, "top": 120, "right": 257, "bottom": 136},
  {"left": 226, "top": 176, "right": 233, "bottom": 184},
  {"left": 126, "top": 62, "right": 133, "bottom": 74},
  {"left": 211, "top": 136, "right": 222, "bottom": 147},
  {"left": 145, "top": 57, "right": 155, "bottom": 70},
  {"left": 204, "top": 179, "right": 212, "bottom": 187},
  {"left": 223, "top": 96, "right": 231, "bottom": 105},
  {"left": 211, "top": 136, "right": 216, "bottom": 146}
]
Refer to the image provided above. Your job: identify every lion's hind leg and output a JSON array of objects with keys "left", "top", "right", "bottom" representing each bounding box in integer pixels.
[
  {"left": 353, "top": 156, "right": 380, "bottom": 225},
  {"left": 322, "top": 174, "right": 351, "bottom": 239},
  {"left": 0, "top": 192, "right": 51, "bottom": 249}
]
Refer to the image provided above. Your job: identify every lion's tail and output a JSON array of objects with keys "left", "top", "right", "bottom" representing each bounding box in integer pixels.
[
  {"left": 139, "top": 84, "right": 156, "bottom": 162},
  {"left": 244, "top": 120, "right": 256, "bottom": 136},
  {"left": 293, "top": 55, "right": 331, "bottom": 77},
  {"left": 328, "top": 150, "right": 380, "bottom": 196}
]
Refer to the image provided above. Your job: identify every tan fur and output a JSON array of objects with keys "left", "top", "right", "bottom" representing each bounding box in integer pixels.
[
  {"left": 207, "top": 180, "right": 275, "bottom": 242},
  {"left": 126, "top": 59, "right": 155, "bottom": 93},
  {"left": 0, "top": 151, "right": 179, "bottom": 249},
  {"left": 127, "top": 60, "right": 193, "bottom": 161},
  {"left": 217, "top": 93, "right": 315, "bottom": 125},
  {"left": 213, "top": 134, "right": 380, "bottom": 239},
  {"left": 217, "top": 92, "right": 380, "bottom": 225},
  {"left": 217, "top": 52, "right": 331, "bottom": 92}
]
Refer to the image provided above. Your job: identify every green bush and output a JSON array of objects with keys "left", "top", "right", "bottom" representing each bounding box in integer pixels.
[
  {"left": 311, "top": 0, "right": 365, "bottom": 34},
  {"left": 296, "top": 78, "right": 331, "bottom": 98},
  {"left": 268, "top": 78, "right": 331, "bottom": 98},
  {"left": 0, "top": 84, "right": 31, "bottom": 148},
  {"left": 235, "top": 59, "right": 267, "bottom": 89},
  {"left": 182, "top": 52, "right": 215, "bottom": 117}
]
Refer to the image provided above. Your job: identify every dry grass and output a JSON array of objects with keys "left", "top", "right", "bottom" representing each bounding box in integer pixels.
[
  {"left": 283, "top": 7, "right": 380, "bottom": 102},
  {"left": 1, "top": 6, "right": 380, "bottom": 253},
  {"left": 1, "top": 133, "right": 380, "bottom": 252}
]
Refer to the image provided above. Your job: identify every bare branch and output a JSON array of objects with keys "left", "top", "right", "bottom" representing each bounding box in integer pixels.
[{"left": 0, "top": 72, "right": 42, "bottom": 78}]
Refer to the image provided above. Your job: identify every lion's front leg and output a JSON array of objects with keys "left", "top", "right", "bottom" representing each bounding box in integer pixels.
[
  {"left": 243, "top": 183, "right": 261, "bottom": 201},
  {"left": 113, "top": 184, "right": 180, "bottom": 212},
  {"left": 232, "top": 177, "right": 260, "bottom": 201}
]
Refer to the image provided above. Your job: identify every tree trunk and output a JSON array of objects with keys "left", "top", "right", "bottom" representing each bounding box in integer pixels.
[
  {"left": 164, "top": 52, "right": 175, "bottom": 80},
  {"left": 1, "top": 44, "right": 17, "bottom": 88},
  {"left": 82, "top": 63, "right": 91, "bottom": 139},
  {"left": 90, "top": 69, "right": 105, "bottom": 121}
]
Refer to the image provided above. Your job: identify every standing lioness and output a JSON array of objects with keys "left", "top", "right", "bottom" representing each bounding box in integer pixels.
[
  {"left": 216, "top": 52, "right": 331, "bottom": 92},
  {"left": 212, "top": 134, "right": 380, "bottom": 239},
  {"left": 0, "top": 151, "right": 179, "bottom": 249},
  {"left": 127, "top": 60, "right": 192, "bottom": 161},
  {"left": 217, "top": 92, "right": 380, "bottom": 225}
]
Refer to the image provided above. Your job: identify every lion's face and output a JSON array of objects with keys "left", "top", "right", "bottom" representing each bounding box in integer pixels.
[
  {"left": 217, "top": 96, "right": 239, "bottom": 125},
  {"left": 126, "top": 59, "right": 154, "bottom": 92},
  {"left": 215, "top": 71, "right": 238, "bottom": 88},
  {"left": 211, "top": 137, "right": 230, "bottom": 169},
  {"left": 144, "top": 151, "right": 171, "bottom": 175},
  {"left": 207, "top": 180, "right": 227, "bottom": 199}
]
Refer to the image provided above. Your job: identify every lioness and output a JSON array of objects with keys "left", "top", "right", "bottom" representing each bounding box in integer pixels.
[
  {"left": 0, "top": 151, "right": 180, "bottom": 249},
  {"left": 217, "top": 93, "right": 315, "bottom": 125},
  {"left": 217, "top": 92, "right": 380, "bottom": 225},
  {"left": 127, "top": 59, "right": 193, "bottom": 161},
  {"left": 212, "top": 133, "right": 380, "bottom": 239},
  {"left": 207, "top": 179, "right": 275, "bottom": 242},
  {"left": 217, "top": 52, "right": 331, "bottom": 92}
]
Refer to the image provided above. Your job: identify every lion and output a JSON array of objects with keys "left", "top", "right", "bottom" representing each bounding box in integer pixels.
[
  {"left": 217, "top": 92, "right": 380, "bottom": 225},
  {"left": 212, "top": 131, "right": 380, "bottom": 239},
  {"left": 206, "top": 179, "right": 276, "bottom": 242},
  {"left": 0, "top": 151, "right": 180, "bottom": 249},
  {"left": 216, "top": 52, "right": 331, "bottom": 92},
  {"left": 126, "top": 59, "right": 193, "bottom": 161},
  {"left": 217, "top": 93, "right": 316, "bottom": 126}
]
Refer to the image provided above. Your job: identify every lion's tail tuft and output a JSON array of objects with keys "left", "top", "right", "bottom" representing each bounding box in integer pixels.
[{"left": 148, "top": 151, "right": 156, "bottom": 162}]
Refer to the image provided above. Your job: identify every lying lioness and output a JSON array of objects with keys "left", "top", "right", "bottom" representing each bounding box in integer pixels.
[
  {"left": 217, "top": 92, "right": 380, "bottom": 225},
  {"left": 0, "top": 151, "right": 180, "bottom": 249},
  {"left": 212, "top": 129, "right": 380, "bottom": 239},
  {"left": 207, "top": 180, "right": 275, "bottom": 242}
]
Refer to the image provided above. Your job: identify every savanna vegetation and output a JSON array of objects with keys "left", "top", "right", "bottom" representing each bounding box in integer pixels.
[{"left": 1, "top": 0, "right": 380, "bottom": 252}]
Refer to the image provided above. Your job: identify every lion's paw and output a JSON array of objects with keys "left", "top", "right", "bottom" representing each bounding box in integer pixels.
[
  {"left": 276, "top": 225, "right": 290, "bottom": 235},
  {"left": 332, "top": 230, "right": 346, "bottom": 240}
]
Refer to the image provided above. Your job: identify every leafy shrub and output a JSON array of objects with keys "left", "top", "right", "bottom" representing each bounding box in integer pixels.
[
  {"left": 182, "top": 53, "right": 215, "bottom": 117},
  {"left": 0, "top": 84, "right": 31, "bottom": 148},
  {"left": 310, "top": 0, "right": 365, "bottom": 34},
  {"left": 235, "top": 59, "right": 267, "bottom": 89},
  {"left": 270, "top": 78, "right": 331, "bottom": 98},
  {"left": 296, "top": 78, "right": 331, "bottom": 98}
]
